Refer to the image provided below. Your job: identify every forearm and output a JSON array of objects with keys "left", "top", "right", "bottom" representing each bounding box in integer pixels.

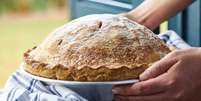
[{"left": 126, "top": 0, "right": 194, "bottom": 30}]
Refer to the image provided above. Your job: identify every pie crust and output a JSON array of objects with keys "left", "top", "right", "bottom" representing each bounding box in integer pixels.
[{"left": 23, "top": 15, "right": 170, "bottom": 81}]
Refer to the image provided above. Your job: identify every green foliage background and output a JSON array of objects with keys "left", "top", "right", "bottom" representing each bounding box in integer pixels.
[
  {"left": 0, "top": 0, "right": 68, "bottom": 87},
  {"left": 0, "top": 0, "right": 66, "bottom": 14}
]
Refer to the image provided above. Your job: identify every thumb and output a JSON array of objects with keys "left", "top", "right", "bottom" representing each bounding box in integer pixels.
[{"left": 140, "top": 53, "right": 178, "bottom": 81}]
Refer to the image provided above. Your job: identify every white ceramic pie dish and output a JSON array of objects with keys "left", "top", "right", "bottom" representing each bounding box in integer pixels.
[{"left": 20, "top": 63, "right": 139, "bottom": 86}]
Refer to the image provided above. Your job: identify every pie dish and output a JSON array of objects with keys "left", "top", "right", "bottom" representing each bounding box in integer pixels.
[{"left": 23, "top": 14, "right": 170, "bottom": 81}]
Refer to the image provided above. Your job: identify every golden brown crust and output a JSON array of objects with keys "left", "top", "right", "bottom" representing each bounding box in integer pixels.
[
  {"left": 23, "top": 15, "right": 170, "bottom": 81},
  {"left": 24, "top": 49, "right": 149, "bottom": 81},
  {"left": 23, "top": 61, "right": 148, "bottom": 81}
]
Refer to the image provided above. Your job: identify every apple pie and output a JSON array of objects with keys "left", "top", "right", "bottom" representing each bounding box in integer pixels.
[{"left": 23, "top": 14, "right": 170, "bottom": 81}]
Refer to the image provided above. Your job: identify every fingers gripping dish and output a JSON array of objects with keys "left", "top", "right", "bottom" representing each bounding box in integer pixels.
[{"left": 23, "top": 15, "right": 170, "bottom": 81}]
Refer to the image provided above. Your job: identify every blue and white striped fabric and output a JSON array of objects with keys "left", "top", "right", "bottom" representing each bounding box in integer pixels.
[
  {"left": 158, "top": 30, "right": 191, "bottom": 49},
  {"left": 0, "top": 31, "right": 191, "bottom": 101},
  {"left": 0, "top": 70, "right": 88, "bottom": 101}
]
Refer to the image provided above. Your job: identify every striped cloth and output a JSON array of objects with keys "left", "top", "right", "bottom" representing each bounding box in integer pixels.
[
  {"left": 0, "top": 31, "right": 191, "bottom": 101},
  {"left": 158, "top": 30, "right": 191, "bottom": 49}
]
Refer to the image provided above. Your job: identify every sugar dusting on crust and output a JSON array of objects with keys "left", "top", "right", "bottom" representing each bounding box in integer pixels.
[{"left": 25, "top": 14, "right": 170, "bottom": 70}]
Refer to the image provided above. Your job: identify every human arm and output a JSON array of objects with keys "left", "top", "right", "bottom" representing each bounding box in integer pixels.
[{"left": 125, "top": 0, "right": 194, "bottom": 30}]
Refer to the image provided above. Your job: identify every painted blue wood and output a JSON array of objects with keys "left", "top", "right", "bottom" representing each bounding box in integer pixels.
[
  {"left": 168, "top": 13, "right": 183, "bottom": 36},
  {"left": 168, "top": 1, "right": 201, "bottom": 46},
  {"left": 69, "top": 0, "right": 76, "bottom": 19},
  {"left": 69, "top": 0, "right": 144, "bottom": 19},
  {"left": 115, "top": 0, "right": 132, "bottom": 4},
  {"left": 70, "top": 0, "right": 133, "bottom": 19},
  {"left": 131, "top": 0, "right": 143, "bottom": 7},
  {"left": 185, "top": 0, "right": 201, "bottom": 46}
]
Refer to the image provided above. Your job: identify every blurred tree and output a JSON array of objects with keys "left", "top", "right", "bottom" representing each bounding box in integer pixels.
[
  {"left": 17, "top": 0, "right": 30, "bottom": 13},
  {"left": 56, "top": 0, "right": 66, "bottom": 9},
  {"left": 48, "top": 0, "right": 66, "bottom": 9},
  {"left": 0, "top": 0, "right": 17, "bottom": 14},
  {"left": 0, "top": 0, "right": 67, "bottom": 15},
  {"left": 31, "top": 0, "right": 48, "bottom": 11}
]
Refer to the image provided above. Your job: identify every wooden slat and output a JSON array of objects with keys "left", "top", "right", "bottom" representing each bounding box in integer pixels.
[
  {"left": 185, "top": 1, "right": 200, "bottom": 46},
  {"left": 69, "top": 0, "right": 133, "bottom": 19},
  {"left": 168, "top": 13, "right": 183, "bottom": 37},
  {"left": 168, "top": 1, "right": 201, "bottom": 46}
]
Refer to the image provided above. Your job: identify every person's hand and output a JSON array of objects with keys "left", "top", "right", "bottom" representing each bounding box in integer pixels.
[{"left": 112, "top": 48, "right": 201, "bottom": 101}]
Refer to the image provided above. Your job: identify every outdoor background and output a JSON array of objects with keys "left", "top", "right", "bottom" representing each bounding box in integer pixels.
[
  {"left": 0, "top": 0, "right": 169, "bottom": 88},
  {"left": 0, "top": 0, "right": 69, "bottom": 88}
]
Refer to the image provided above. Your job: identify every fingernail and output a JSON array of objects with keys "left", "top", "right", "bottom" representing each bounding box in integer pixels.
[
  {"left": 139, "top": 71, "right": 148, "bottom": 81},
  {"left": 112, "top": 88, "right": 121, "bottom": 94}
]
